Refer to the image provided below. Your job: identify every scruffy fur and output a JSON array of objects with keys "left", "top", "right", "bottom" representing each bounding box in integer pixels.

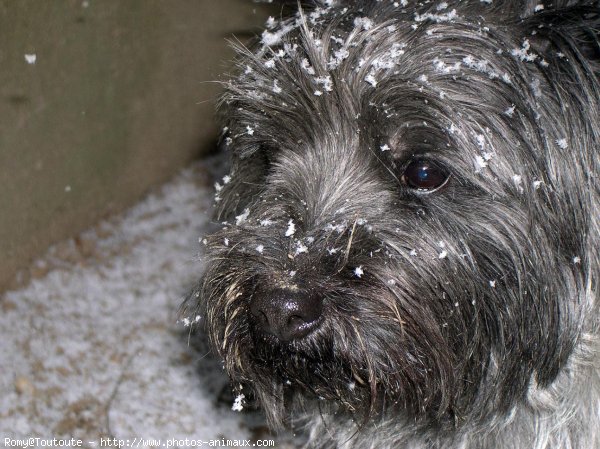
[{"left": 183, "top": 1, "right": 600, "bottom": 448}]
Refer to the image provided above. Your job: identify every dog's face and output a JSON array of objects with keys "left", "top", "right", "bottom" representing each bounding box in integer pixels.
[{"left": 187, "top": 0, "right": 598, "bottom": 431}]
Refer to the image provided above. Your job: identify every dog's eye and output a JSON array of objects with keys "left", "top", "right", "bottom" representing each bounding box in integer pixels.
[{"left": 401, "top": 159, "right": 449, "bottom": 192}]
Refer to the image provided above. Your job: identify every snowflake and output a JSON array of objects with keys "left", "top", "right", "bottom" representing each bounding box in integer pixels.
[
  {"left": 285, "top": 220, "right": 296, "bottom": 237},
  {"left": 556, "top": 138, "right": 568, "bottom": 149},
  {"left": 232, "top": 394, "right": 245, "bottom": 412},
  {"left": 235, "top": 208, "right": 250, "bottom": 225}
]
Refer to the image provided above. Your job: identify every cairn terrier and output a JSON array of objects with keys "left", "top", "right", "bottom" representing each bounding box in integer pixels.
[{"left": 184, "top": 1, "right": 599, "bottom": 447}]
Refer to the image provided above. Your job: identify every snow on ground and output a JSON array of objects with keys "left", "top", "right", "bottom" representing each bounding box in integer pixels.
[{"left": 0, "top": 159, "right": 296, "bottom": 448}]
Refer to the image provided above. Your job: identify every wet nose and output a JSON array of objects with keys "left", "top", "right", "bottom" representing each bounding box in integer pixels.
[{"left": 249, "top": 288, "right": 323, "bottom": 341}]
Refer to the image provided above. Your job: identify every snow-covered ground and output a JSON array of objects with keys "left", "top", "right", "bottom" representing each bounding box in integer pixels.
[{"left": 0, "top": 160, "right": 296, "bottom": 448}]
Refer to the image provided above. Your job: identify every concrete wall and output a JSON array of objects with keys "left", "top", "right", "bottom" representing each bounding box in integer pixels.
[{"left": 0, "top": 0, "right": 274, "bottom": 291}]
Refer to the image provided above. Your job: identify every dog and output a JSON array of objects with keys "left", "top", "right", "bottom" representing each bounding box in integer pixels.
[{"left": 182, "top": 1, "right": 600, "bottom": 447}]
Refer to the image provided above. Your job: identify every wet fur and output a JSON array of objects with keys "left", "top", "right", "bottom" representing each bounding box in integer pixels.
[{"left": 183, "top": 1, "right": 600, "bottom": 447}]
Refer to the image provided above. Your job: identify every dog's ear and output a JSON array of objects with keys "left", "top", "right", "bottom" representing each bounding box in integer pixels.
[
  {"left": 518, "top": 0, "right": 599, "bottom": 18},
  {"left": 256, "top": 0, "right": 348, "bottom": 7},
  {"left": 518, "top": 2, "right": 600, "bottom": 65}
]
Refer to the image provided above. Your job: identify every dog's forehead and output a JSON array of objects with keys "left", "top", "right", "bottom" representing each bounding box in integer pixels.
[{"left": 223, "top": 2, "right": 536, "bottom": 151}]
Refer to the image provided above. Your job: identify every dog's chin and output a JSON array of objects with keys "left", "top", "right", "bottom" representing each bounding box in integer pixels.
[
  {"left": 237, "top": 327, "right": 355, "bottom": 397},
  {"left": 247, "top": 327, "right": 334, "bottom": 383},
  {"left": 233, "top": 319, "right": 428, "bottom": 425},
  {"left": 243, "top": 354, "right": 371, "bottom": 419}
]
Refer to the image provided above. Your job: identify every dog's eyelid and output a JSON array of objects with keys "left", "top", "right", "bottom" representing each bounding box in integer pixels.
[{"left": 392, "top": 150, "right": 444, "bottom": 165}]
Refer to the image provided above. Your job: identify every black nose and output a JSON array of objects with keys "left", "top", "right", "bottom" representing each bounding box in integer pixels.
[{"left": 250, "top": 288, "right": 323, "bottom": 341}]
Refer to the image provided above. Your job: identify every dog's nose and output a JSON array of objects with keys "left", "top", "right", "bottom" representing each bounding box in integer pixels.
[{"left": 250, "top": 288, "right": 323, "bottom": 341}]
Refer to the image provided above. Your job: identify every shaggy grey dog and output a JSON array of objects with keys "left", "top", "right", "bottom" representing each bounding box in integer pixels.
[{"left": 183, "top": 1, "right": 600, "bottom": 447}]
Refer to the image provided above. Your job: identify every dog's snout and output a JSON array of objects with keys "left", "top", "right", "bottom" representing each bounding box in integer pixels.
[{"left": 250, "top": 288, "right": 323, "bottom": 341}]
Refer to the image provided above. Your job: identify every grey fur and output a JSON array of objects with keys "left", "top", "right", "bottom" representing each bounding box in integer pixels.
[{"left": 183, "top": 1, "right": 600, "bottom": 447}]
